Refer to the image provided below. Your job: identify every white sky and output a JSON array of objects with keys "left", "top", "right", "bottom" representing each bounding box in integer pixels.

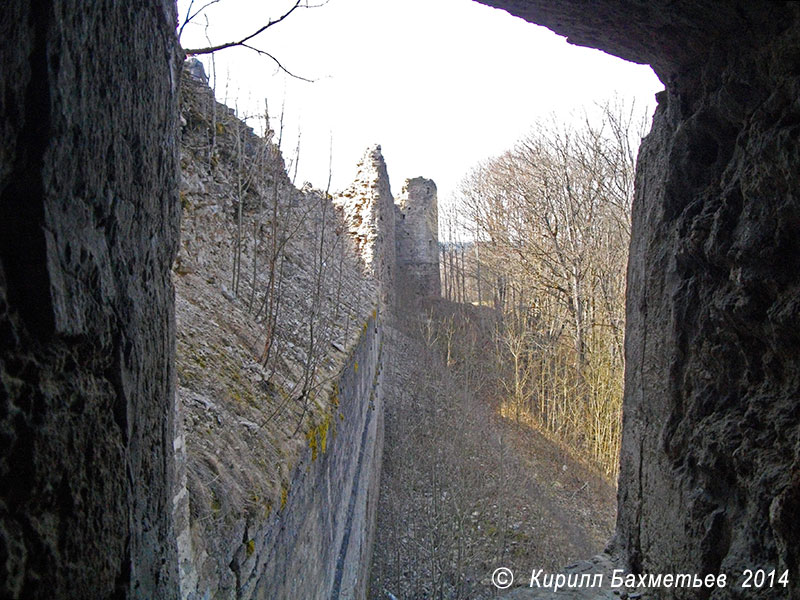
[{"left": 177, "top": 0, "right": 664, "bottom": 207}]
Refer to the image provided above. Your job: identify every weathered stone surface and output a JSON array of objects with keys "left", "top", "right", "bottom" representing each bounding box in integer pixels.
[
  {"left": 184, "top": 57, "right": 208, "bottom": 84},
  {"left": 395, "top": 177, "right": 441, "bottom": 301},
  {"left": 0, "top": 1, "right": 181, "bottom": 598},
  {"left": 177, "top": 313, "right": 385, "bottom": 600},
  {"left": 616, "top": 24, "right": 800, "bottom": 598},
  {"left": 482, "top": 2, "right": 800, "bottom": 599},
  {"left": 335, "top": 146, "right": 397, "bottom": 311},
  {"left": 173, "top": 67, "right": 386, "bottom": 600}
]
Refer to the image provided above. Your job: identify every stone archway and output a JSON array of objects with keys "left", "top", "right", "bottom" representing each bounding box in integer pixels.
[{"left": 1, "top": 2, "right": 798, "bottom": 599}]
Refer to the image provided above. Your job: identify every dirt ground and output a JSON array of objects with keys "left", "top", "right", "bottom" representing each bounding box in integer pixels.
[{"left": 369, "top": 322, "right": 617, "bottom": 600}]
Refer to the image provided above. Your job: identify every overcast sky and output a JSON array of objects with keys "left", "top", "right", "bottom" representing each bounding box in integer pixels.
[{"left": 177, "top": 0, "right": 664, "bottom": 206}]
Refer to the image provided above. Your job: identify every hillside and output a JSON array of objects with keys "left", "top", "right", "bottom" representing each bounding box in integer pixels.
[{"left": 173, "top": 62, "right": 380, "bottom": 598}]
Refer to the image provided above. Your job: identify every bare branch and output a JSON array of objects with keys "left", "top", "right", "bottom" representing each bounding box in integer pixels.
[
  {"left": 239, "top": 44, "right": 315, "bottom": 82},
  {"left": 178, "top": 0, "right": 222, "bottom": 41},
  {"left": 183, "top": 0, "right": 304, "bottom": 56},
  {"left": 181, "top": 0, "right": 324, "bottom": 82}
]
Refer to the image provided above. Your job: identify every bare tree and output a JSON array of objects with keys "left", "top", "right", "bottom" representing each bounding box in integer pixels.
[{"left": 452, "top": 101, "right": 649, "bottom": 476}]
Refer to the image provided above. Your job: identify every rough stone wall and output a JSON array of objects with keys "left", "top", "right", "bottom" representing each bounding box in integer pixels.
[
  {"left": 177, "top": 313, "right": 385, "bottom": 600},
  {"left": 617, "top": 14, "right": 800, "bottom": 598},
  {"left": 334, "top": 146, "right": 397, "bottom": 311},
  {"left": 173, "top": 67, "right": 386, "bottom": 600},
  {"left": 0, "top": 2, "right": 180, "bottom": 598},
  {"left": 479, "top": 2, "right": 800, "bottom": 598},
  {"left": 395, "top": 178, "right": 441, "bottom": 301}
]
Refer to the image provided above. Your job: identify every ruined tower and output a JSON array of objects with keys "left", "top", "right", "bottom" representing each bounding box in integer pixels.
[
  {"left": 334, "top": 148, "right": 443, "bottom": 311},
  {"left": 334, "top": 146, "right": 396, "bottom": 312},
  {"left": 394, "top": 178, "right": 441, "bottom": 301}
]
